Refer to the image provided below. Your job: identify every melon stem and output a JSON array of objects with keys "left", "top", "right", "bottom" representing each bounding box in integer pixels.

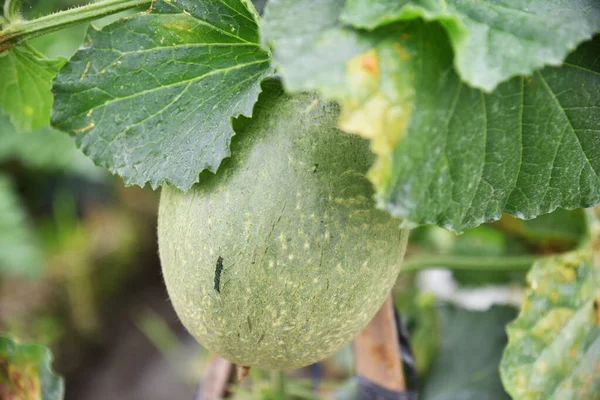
[{"left": 271, "top": 370, "right": 286, "bottom": 397}]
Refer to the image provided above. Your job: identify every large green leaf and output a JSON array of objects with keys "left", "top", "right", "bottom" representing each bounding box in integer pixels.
[
  {"left": 0, "top": 334, "right": 64, "bottom": 400},
  {"left": 0, "top": 174, "right": 42, "bottom": 277},
  {"left": 500, "top": 248, "right": 600, "bottom": 399},
  {"left": 262, "top": 0, "right": 600, "bottom": 232},
  {"left": 421, "top": 304, "right": 516, "bottom": 400},
  {"left": 0, "top": 113, "right": 100, "bottom": 177},
  {"left": 340, "top": 0, "right": 600, "bottom": 91},
  {"left": 0, "top": 46, "right": 65, "bottom": 132},
  {"left": 52, "top": 0, "right": 272, "bottom": 190}
]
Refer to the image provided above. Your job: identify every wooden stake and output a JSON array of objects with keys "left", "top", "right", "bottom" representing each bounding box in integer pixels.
[
  {"left": 196, "top": 355, "right": 234, "bottom": 400},
  {"left": 353, "top": 295, "right": 405, "bottom": 391},
  {"left": 236, "top": 365, "right": 250, "bottom": 381}
]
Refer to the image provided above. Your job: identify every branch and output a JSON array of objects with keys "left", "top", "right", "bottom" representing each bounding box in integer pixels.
[
  {"left": 353, "top": 296, "right": 406, "bottom": 391},
  {"left": 400, "top": 254, "right": 537, "bottom": 273},
  {"left": 196, "top": 355, "right": 234, "bottom": 400},
  {"left": 0, "top": 0, "right": 151, "bottom": 53}
]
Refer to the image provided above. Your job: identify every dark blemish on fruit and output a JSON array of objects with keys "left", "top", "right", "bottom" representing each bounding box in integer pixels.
[
  {"left": 313, "top": 163, "right": 319, "bottom": 173},
  {"left": 214, "top": 256, "right": 224, "bottom": 293}
]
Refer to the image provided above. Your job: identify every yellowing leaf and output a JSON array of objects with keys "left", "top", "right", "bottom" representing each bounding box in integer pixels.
[
  {"left": 500, "top": 222, "right": 600, "bottom": 399},
  {"left": 0, "top": 335, "right": 64, "bottom": 400},
  {"left": 341, "top": 48, "right": 414, "bottom": 189},
  {"left": 263, "top": 0, "right": 600, "bottom": 232}
]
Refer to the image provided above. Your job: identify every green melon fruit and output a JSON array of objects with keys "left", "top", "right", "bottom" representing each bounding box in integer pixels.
[{"left": 158, "top": 81, "right": 408, "bottom": 370}]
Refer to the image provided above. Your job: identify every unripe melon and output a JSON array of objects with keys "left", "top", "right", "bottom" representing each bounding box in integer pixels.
[{"left": 158, "top": 81, "right": 408, "bottom": 370}]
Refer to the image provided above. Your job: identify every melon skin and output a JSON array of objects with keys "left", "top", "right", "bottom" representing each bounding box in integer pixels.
[{"left": 158, "top": 82, "right": 408, "bottom": 370}]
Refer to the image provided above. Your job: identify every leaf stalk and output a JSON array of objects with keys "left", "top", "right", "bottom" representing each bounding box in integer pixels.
[
  {"left": 3, "top": 0, "right": 23, "bottom": 23},
  {"left": 0, "top": 0, "right": 152, "bottom": 53},
  {"left": 401, "top": 254, "right": 538, "bottom": 273}
]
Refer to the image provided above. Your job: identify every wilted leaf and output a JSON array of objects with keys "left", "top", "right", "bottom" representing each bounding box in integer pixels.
[{"left": 0, "top": 334, "right": 64, "bottom": 400}]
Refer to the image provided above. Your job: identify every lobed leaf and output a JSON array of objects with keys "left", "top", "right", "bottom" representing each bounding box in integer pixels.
[
  {"left": 52, "top": 0, "right": 273, "bottom": 190},
  {"left": 0, "top": 47, "right": 65, "bottom": 132},
  {"left": 500, "top": 247, "right": 600, "bottom": 399},
  {"left": 262, "top": 0, "right": 600, "bottom": 232},
  {"left": 0, "top": 334, "right": 64, "bottom": 400},
  {"left": 341, "top": 0, "right": 600, "bottom": 91}
]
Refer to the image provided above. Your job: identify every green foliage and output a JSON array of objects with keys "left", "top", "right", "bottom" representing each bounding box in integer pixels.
[
  {"left": 422, "top": 304, "right": 517, "bottom": 400},
  {"left": 51, "top": 0, "right": 272, "bottom": 189},
  {"left": 1, "top": 0, "right": 600, "bottom": 396},
  {"left": 340, "top": 0, "right": 600, "bottom": 91},
  {"left": 262, "top": 0, "right": 600, "bottom": 232},
  {"left": 0, "top": 334, "right": 64, "bottom": 400},
  {"left": 496, "top": 209, "right": 587, "bottom": 251},
  {"left": 0, "top": 46, "right": 65, "bottom": 132},
  {"left": 394, "top": 290, "right": 439, "bottom": 375},
  {"left": 0, "top": 113, "right": 99, "bottom": 176},
  {"left": 328, "top": 303, "right": 516, "bottom": 399},
  {"left": 500, "top": 248, "right": 600, "bottom": 399},
  {"left": 0, "top": 174, "right": 42, "bottom": 277},
  {"left": 407, "top": 208, "right": 587, "bottom": 286},
  {"left": 446, "top": 226, "right": 529, "bottom": 286}
]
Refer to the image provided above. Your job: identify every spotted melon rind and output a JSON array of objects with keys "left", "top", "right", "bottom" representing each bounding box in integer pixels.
[{"left": 158, "top": 81, "right": 408, "bottom": 370}]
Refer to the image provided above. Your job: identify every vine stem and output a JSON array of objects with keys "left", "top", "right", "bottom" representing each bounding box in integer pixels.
[
  {"left": 400, "top": 254, "right": 538, "bottom": 273},
  {"left": 3, "top": 0, "right": 23, "bottom": 23},
  {"left": 0, "top": 0, "right": 152, "bottom": 53},
  {"left": 271, "top": 370, "right": 286, "bottom": 398}
]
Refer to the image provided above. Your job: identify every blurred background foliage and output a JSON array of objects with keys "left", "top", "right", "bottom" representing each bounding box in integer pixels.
[{"left": 0, "top": 0, "right": 591, "bottom": 399}]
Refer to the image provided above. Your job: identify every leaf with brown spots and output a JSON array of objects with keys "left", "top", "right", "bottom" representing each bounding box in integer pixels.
[{"left": 0, "top": 335, "right": 64, "bottom": 400}]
